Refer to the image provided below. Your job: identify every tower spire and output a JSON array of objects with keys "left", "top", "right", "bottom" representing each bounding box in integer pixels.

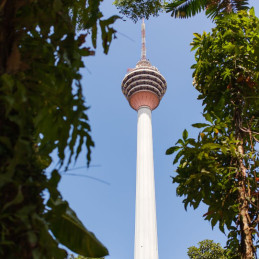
[{"left": 141, "top": 18, "right": 146, "bottom": 60}]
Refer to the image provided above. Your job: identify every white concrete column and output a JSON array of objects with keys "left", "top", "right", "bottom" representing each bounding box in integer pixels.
[{"left": 134, "top": 106, "right": 159, "bottom": 259}]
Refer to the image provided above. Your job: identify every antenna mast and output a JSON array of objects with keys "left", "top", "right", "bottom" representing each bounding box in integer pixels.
[{"left": 141, "top": 18, "right": 146, "bottom": 60}]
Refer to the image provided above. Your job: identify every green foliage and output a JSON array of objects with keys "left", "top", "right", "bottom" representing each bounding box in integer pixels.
[
  {"left": 0, "top": 0, "right": 119, "bottom": 258},
  {"left": 166, "top": 0, "right": 208, "bottom": 19},
  {"left": 187, "top": 239, "right": 227, "bottom": 258},
  {"left": 46, "top": 171, "right": 109, "bottom": 257},
  {"left": 114, "top": 0, "right": 249, "bottom": 21},
  {"left": 166, "top": 0, "right": 249, "bottom": 19},
  {"left": 114, "top": 0, "right": 164, "bottom": 22},
  {"left": 167, "top": 9, "right": 259, "bottom": 258}
]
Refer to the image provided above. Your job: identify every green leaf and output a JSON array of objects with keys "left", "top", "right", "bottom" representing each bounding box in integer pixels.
[
  {"left": 204, "top": 113, "right": 213, "bottom": 123},
  {"left": 173, "top": 151, "right": 183, "bottom": 164},
  {"left": 187, "top": 138, "right": 196, "bottom": 146},
  {"left": 223, "top": 42, "right": 235, "bottom": 53},
  {"left": 35, "top": 213, "right": 68, "bottom": 259},
  {"left": 211, "top": 215, "right": 218, "bottom": 229},
  {"left": 221, "top": 146, "right": 228, "bottom": 155},
  {"left": 47, "top": 199, "right": 109, "bottom": 258},
  {"left": 91, "top": 24, "right": 97, "bottom": 48},
  {"left": 166, "top": 146, "right": 180, "bottom": 155},
  {"left": 197, "top": 151, "right": 204, "bottom": 160},
  {"left": 193, "top": 33, "right": 201, "bottom": 39},
  {"left": 182, "top": 129, "right": 188, "bottom": 141},
  {"left": 176, "top": 138, "right": 184, "bottom": 146},
  {"left": 192, "top": 123, "right": 210, "bottom": 128},
  {"left": 201, "top": 143, "right": 221, "bottom": 150},
  {"left": 2, "top": 185, "right": 24, "bottom": 211}
]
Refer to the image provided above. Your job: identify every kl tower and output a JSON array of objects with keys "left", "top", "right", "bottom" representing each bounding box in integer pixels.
[{"left": 121, "top": 19, "right": 167, "bottom": 259}]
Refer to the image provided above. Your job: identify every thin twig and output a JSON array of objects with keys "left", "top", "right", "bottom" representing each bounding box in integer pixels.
[{"left": 63, "top": 173, "right": 110, "bottom": 186}]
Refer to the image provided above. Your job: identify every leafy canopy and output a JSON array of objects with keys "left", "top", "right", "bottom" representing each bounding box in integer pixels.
[
  {"left": 114, "top": 0, "right": 250, "bottom": 21},
  {"left": 166, "top": 8, "right": 259, "bottom": 257},
  {"left": 187, "top": 239, "right": 226, "bottom": 259},
  {"left": 114, "top": 0, "right": 164, "bottom": 22}
]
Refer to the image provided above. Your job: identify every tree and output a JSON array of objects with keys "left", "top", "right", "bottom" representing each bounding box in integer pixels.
[
  {"left": 114, "top": 0, "right": 249, "bottom": 21},
  {"left": 187, "top": 239, "right": 226, "bottom": 258},
  {"left": 0, "top": 0, "right": 119, "bottom": 258},
  {"left": 114, "top": 0, "right": 163, "bottom": 22},
  {"left": 166, "top": 9, "right": 259, "bottom": 258}
]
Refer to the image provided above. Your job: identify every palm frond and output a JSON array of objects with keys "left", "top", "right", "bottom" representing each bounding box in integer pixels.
[
  {"left": 234, "top": 0, "right": 249, "bottom": 11},
  {"left": 206, "top": 0, "right": 249, "bottom": 19},
  {"left": 166, "top": 0, "right": 249, "bottom": 19},
  {"left": 166, "top": 0, "right": 208, "bottom": 18}
]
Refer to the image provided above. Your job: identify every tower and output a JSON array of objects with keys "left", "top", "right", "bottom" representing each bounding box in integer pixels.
[{"left": 121, "top": 19, "right": 167, "bottom": 259}]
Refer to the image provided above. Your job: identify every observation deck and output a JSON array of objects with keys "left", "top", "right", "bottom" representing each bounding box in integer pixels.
[
  {"left": 121, "top": 59, "right": 167, "bottom": 111},
  {"left": 121, "top": 19, "right": 167, "bottom": 111}
]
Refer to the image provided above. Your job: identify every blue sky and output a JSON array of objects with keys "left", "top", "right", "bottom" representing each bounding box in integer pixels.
[{"left": 57, "top": 1, "right": 259, "bottom": 258}]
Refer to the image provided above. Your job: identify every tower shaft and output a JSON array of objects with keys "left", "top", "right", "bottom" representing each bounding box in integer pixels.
[{"left": 134, "top": 107, "right": 159, "bottom": 259}]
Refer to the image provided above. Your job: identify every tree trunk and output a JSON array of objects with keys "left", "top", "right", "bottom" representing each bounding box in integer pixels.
[
  {"left": 235, "top": 108, "right": 254, "bottom": 259},
  {"left": 237, "top": 143, "right": 254, "bottom": 258},
  {"left": 0, "top": 0, "right": 16, "bottom": 74}
]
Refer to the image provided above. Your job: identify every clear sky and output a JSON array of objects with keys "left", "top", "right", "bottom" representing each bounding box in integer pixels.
[{"left": 56, "top": 1, "right": 259, "bottom": 258}]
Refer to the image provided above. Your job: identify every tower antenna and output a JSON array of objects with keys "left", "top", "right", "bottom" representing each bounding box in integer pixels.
[{"left": 141, "top": 18, "right": 146, "bottom": 60}]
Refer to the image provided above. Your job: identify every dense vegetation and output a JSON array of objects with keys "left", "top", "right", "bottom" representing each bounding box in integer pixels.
[
  {"left": 166, "top": 9, "right": 259, "bottom": 258},
  {"left": 188, "top": 239, "right": 226, "bottom": 258},
  {"left": 0, "top": 0, "right": 118, "bottom": 258}
]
